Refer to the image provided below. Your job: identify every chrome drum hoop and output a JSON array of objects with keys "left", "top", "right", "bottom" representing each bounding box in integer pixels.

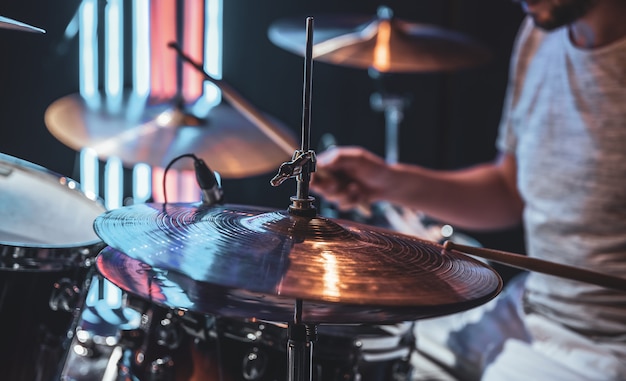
[{"left": 0, "top": 153, "right": 106, "bottom": 271}]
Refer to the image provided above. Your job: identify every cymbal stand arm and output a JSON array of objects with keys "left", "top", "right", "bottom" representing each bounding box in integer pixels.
[
  {"left": 295, "top": 16, "right": 315, "bottom": 201},
  {"left": 269, "top": 17, "right": 317, "bottom": 216},
  {"left": 284, "top": 20, "right": 317, "bottom": 381}
]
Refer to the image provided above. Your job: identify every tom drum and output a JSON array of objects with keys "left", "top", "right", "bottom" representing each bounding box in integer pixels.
[{"left": 0, "top": 153, "right": 106, "bottom": 380}]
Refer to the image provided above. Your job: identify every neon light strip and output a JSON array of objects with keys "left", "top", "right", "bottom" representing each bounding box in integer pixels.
[
  {"left": 150, "top": 1, "right": 178, "bottom": 99},
  {"left": 79, "top": 148, "right": 99, "bottom": 200},
  {"left": 63, "top": 9, "right": 79, "bottom": 41},
  {"left": 132, "top": 163, "right": 152, "bottom": 204},
  {"left": 203, "top": 0, "right": 223, "bottom": 104},
  {"left": 79, "top": 0, "right": 98, "bottom": 98},
  {"left": 105, "top": 0, "right": 123, "bottom": 98},
  {"left": 182, "top": 0, "right": 204, "bottom": 100},
  {"left": 104, "top": 157, "right": 124, "bottom": 209},
  {"left": 133, "top": 0, "right": 150, "bottom": 97}
]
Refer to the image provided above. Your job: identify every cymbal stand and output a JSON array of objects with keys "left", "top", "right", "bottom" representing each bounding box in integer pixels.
[
  {"left": 368, "top": 75, "right": 432, "bottom": 235},
  {"left": 268, "top": 16, "right": 318, "bottom": 381},
  {"left": 288, "top": 301, "right": 316, "bottom": 381},
  {"left": 370, "top": 90, "right": 410, "bottom": 165}
]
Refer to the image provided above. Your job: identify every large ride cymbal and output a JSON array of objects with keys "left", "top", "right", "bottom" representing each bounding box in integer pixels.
[
  {"left": 44, "top": 92, "right": 298, "bottom": 177},
  {"left": 268, "top": 9, "right": 492, "bottom": 73},
  {"left": 0, "top": 15, "right": 45, "bottom": 33},
  {"left": 94, "top": 202, "right": 502, "bottom": 324}
]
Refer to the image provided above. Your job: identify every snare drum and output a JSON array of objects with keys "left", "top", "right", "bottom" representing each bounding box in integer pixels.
[{"left": 0, "top": 153, "right": 106, "bottom": 380}]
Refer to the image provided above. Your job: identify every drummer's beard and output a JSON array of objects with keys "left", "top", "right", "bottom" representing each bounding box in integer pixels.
[{"left": 518, "top": 0, "right": 594, "bottom": 31}]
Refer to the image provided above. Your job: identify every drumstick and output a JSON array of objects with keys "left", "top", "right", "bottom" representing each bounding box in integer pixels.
[
  {"left": 168, "top": 42, "right": 296, "bottom": 156},
  {"left": 444, "top": 240, "right": 626, "bottom": 291}
]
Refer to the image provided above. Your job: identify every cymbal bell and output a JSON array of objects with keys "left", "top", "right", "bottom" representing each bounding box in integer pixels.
[
  {"left": 0, "top": 15, "right": 45, "bottom": 33},
  {"left": 44, "top": 92, "right": 298, "bottom": 177},
  {"left": 94, "top": 202, "right": 502, "bottom": 324},
  {"left": 268, "top": 8, "right": 492, "bottom": 73}
]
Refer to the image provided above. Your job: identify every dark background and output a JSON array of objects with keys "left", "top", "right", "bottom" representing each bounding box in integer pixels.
[{"left": 0, "top": 1, "right": 527, "bottom": 272}]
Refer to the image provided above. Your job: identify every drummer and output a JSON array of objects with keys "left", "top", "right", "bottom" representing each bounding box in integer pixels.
[{"left": 310, "top": 0, "right": 626, "bottom": 380}]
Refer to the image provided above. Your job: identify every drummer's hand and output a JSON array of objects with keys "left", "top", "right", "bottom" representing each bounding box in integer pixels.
[{"left": 311, "top": 146, "right": 389, "bottom": 211}]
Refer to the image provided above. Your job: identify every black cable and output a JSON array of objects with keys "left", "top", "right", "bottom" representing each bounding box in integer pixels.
[
  {"left": 161, "top": 153, "right": 223, "bottom": 206},
  {"left": 161, "top": 153, "right": 198, "bottom": 205}
]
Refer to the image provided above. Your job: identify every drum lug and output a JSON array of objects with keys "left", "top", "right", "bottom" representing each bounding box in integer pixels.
[
  {"left": 242, "top": 346, "right": 270, "bottom": 381},
  {"left": 49, "top": 277, "right": 82, "bottom": 312},
  {"left": 390, "top": 358, "right": 413, "bottom": 381},
  {"left": 119, "top": 327, "right": 147, "bottom": 350},
  {"left": 155, "top": 314, "right": 184, "bottom": 350},
  {"left": 147, "top": 356, "right": 175, "bottom": 381}
]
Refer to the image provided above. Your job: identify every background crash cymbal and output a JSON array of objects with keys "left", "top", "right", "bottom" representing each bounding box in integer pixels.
[
  {"left": 44, "top": 92, "right": 298, "bottom": 177},
  {"left": 268, "top": 7, "right": 492, "bottom": 73}
]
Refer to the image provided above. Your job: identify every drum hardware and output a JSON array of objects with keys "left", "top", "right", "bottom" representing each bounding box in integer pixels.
[
  {"left": 0, "top": 14, "right": 45, "bottom": 33},
  {"left": 50, "top": 276, "right": 86, "bottom": 313},
  {"left": 199, "top": 318, "right": 414, "bottom": 381},
  {"left": 112, "top": 300, "right": 181, "bottom": 378},
  {"left": 59, "top": 284, "right": 204, "bottom": 381},
  {"left": 0, "top": 243, "right": 99, "bottom": 271}
]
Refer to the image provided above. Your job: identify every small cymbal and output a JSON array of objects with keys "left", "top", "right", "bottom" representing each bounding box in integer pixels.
[
  {"left": 44, "top": 92, "right": 298, "bottom": 177},
  {"left": 0, "top": 15, "right": 45, "bottom": 33},
  {"left": 268, "top": 8, "right": 492, "bottom": 73},
  {"left": 94, "top": 202, "right": 502, "bottom": 324}
]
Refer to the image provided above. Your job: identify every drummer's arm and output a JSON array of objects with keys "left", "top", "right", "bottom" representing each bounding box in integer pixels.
[{"left": 385, "top": 152, "right": 523, "bottom": 231}]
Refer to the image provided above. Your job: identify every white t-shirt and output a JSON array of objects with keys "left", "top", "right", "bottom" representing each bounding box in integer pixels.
[{"left": 497, "top": 16, "right": 626, "bottom": 352}]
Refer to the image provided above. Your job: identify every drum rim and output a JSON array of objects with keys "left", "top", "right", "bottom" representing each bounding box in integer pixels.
[{"left": 0, "top": 153, "right": 107, "bottom": 268}]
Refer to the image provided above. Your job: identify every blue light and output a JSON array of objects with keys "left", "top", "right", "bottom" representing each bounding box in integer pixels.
[
  {"left": 79, "top": 0, "right": 98, "bottom": 98},
  {"left": 204, "top": 0, "right": 223, "bottom": 104},
  {"left": 104, "top": 157, "right": 124, "bottom": 209},
  {"left": 133, "top": 163, "right": 152, "bottom": 204},
  {"left": 105, "top": 0, "right": 124, "bottom": 98},
  {"left": 133, "top": 0, "right": 151, "bottom": 97},
  {"left": 79, "top": 148, "right": 99, "bottom": 200}
]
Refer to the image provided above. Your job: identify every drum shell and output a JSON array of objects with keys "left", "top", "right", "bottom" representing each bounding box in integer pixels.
[
  {"left": 0, "top": 153, "right": 106, "bottom": 379},
  {"left": 214, "top": 319, "right": 414, "bottom": 381},
  {"left": 60, "top": 282, "right": 414, "bottom": 381},
  {"left": 0, "top": 265, "right": 93, "bottom": 380}
]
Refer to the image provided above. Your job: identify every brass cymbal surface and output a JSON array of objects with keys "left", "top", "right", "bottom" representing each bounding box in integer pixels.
[
  {"left": 268, "top": 12, "right": 492, "bottom": 73},
  {"left": 94, "top": 202, "right": 502, "bottom": 323},
  {"left": 44, "top": 92, "right": 297, "bottom": 177}
]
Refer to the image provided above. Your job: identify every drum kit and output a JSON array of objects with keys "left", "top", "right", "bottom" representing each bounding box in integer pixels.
[{"left": 2, "top": 9, "right": 625, "bottom": 381}]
